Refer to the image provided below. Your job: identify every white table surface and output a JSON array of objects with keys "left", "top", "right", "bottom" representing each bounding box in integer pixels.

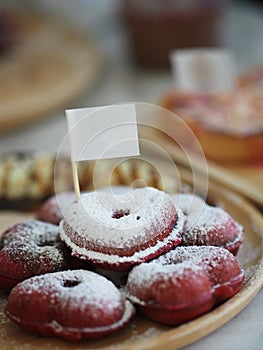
[{"left": 1, "top": 1, "right": 263, "bottom": 349}]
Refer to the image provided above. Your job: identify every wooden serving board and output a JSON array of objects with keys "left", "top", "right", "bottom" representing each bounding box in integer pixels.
[
  {"left": 0, "top": 11, "right": 102, "bottom": 132},
  {"left": 0, "top": 165, "right": 262, "bottom": 350},
  {"left": 138, "top": 126, "right": 263, "bottom": 208}
]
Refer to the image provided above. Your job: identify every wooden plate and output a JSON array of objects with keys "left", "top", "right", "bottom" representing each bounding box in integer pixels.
[
  {"left": 0, "top": 167, "right": 262, "bottom": 350},
  {"left": 0, "top": 11, "right": 102, "bottom": 132}
]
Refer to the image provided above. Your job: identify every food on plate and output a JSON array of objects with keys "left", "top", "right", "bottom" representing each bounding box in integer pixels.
[
  {"left": 160, "top": 89, "right": 263, "bottom": 163},
  {"left": 59, "top": 187, "right": 184, "bottom": 271},
  {"left": 172, "top": 193, "right": 244, "bottom": 255},
  {"left": 5, "top": 270, "right": 135, "bottom": 341},
  {"left": 36, "top": 191, "right": 76, "bottom": 225},
  {"left": 0, "top": 220, "right": 85, "bottom": 291},
  {"left": 0, "top": 185, "right": 245, "bottom": 340},
  {"left": 0, "top": 152, "right": 72, "bottom": 211},
  {"left": 124, "top": 246, "right": 244, "bottom": 325}
]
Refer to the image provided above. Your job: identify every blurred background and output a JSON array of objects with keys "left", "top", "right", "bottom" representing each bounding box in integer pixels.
[{"left": 0, "top": 0, "right": 262, "bottom": 154}]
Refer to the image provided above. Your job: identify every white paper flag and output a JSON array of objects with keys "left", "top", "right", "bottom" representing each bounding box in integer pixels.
[
  {"left": 66, "top": 104, "right": 140, "bottom": 162},
  {"left": 170, "top": 49, "right": 237, "bottom": 93}
]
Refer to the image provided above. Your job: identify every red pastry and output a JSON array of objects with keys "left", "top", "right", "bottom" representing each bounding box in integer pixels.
[
  {"left": 160, "top": 90, "right": 263, "bottom": 163},
  {"left": 125, "top": 246, "right": 244, "bottom": 326},
  {"left": 36, "top": 192, "right": 76, "bottom": 225},
  {"left": 5, "top": 270, "right": 135, "bottom": 341},
  {"left": 0, "top": 220, "right": 82, "bottom": 291},
  {"left": 59, "top": 187, "right": 184, "bottom": 271},
  {"left": 172, "top": 194, "right": 244, "bottom": 255},
  {"left": 239, "top": 64, "right": 263, "bottom": 95},
  {"left": 156, "top": 246, "right": 245, "bottom": 304}
]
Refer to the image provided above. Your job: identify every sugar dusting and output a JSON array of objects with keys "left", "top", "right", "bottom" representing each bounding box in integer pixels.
[
  {"left": 125, "top": 245, "right": 244, "bottom": 305},
  {"left": 17, "top": 270, "right": 122, "bottom": 315},
  {"left": 37, "top": 192, "right": 76, "bottom": 224},
  {"left": 59, "top": 187, "right": 185, "bottom": 265},
  {"left": 1, "top": 220, "right": 65, "bottom": 270},
  {"left": 171, "top": 193, "right": 243, "bottom": 246},
  {"left": 60, "top": 208, "right": 184, "bottom": 265},
  {"left": 61, "top": 187, "right": 176, "bottom": 247},
  {"left": 125, "top": 260, "right": 203, "bottom": 305},
  {"left": 157, "top": 246, "right": 234, "bottom": 277},
  {"left": 7, "top": 270, "right": 136, "bottom": 338}
]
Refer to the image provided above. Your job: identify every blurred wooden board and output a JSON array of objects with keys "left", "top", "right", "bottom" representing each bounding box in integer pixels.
[
  {"left": 225, "top": 163, "right": 263, "bottom": 190},
  {"left": 138, "top": 126, "right": 263, "bottom": 208},
  {"left": 0, "top": 164, "right": 262, "bottom": 350},
  {"left": 0, "top": 11, "right": 102, "bottom": 132}
]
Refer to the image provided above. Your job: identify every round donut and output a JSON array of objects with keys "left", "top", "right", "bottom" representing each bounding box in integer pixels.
[
  {"left": 5, "top": 270, "right": 135, "bottom": 341},
  {"left": 59, "top": 187, "right": 184, "bottom": 271},
  {"left": 172, "top": 193, "right": 244, "bottom": 255},
  {"left": 125, "top": 246, "right": 244, "bottom": 326},
  {"left": 0, "top": 220, "right": 83, "bottom": 291},
  {"left": 36, "top": 192, "right": 76, "bottom": 225}
]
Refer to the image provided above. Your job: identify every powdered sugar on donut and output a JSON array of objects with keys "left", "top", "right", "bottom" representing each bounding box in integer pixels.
[
  {"left": 171, "top": 193, "right": 244, "bottom": 250},
  {"left": 125, "top": 261, "right": 203, "bottom": 306},
  {"left": 59, "top": 187, "right": 185, "bottom": 269},
  {"left": 60, "top": 207, "right": 184, "bottom": 267},
  {"left": 125, "top": 245, "right": 244, "bottom": 312},
  {"left": 37, "top": 192, "right": 76, "bottom": 225},
  {"left": 18, "top": 270, "right": 123, "bottom": 314},
  {"left": 1, "top": 220, "right": 65, "bottom": 270},
  {"left": 61, "top": 188, "right": 175, "bottom": 248},
  {"left": 155, "top": 246, "right": 245, "bottom": 288},
  {"left": 6, "top": 270, "right": 135, "bottom": 341}
]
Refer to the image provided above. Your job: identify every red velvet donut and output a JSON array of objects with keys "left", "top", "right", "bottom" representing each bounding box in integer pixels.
[
  {"left": 36, "top": 192, "right": 76, "bottom": 225},
  {"left": 155, "top": 246, "right": 245, "bottom": 304},
  {"left": 0, "top": 220, "right": 84, "bottom": 292},
  {"left": 59, "top": 187, "right": 184, "bottom": 271},
  {"left": 5, "top": 270, "right": 135, "bottom": 341},
  {"left": 172, "top": 194, "right": 244, "bottom": 255},
  {"left": 125, "top": 246, "right": 244, "bottom": 326}
]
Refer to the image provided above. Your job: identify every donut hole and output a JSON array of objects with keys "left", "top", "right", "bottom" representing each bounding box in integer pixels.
[
  {"left": 63, "top": 279, "right": 80, "bottom": 288},
  {"left": 37, "top": 241, "right": 56, "bottom": 247},
  {"left": 112, "top": 209, "right": 130, "bottom": 219}
]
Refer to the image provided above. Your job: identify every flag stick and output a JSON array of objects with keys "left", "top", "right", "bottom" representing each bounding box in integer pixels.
[{"left": 71, "top": 161, "right": 80, "bottom": 201}]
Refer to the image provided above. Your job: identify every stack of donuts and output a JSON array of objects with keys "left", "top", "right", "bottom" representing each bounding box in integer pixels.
[{"left": 0, "top": 186, "right": 244, "bottom": 342}]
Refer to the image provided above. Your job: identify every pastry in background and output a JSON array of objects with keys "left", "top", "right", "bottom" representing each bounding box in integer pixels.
[
  {"left": 0, "top": 153, "right": 184, "bottom": 211},
  {"left": 78, "top": 158, "right": 182, "bottom": 194},
  {"left": 0, "top": 152, "right": 72, "bottom": 211},
  {"left": 160, "top": 65, "right": 263, "bottom": 163}
]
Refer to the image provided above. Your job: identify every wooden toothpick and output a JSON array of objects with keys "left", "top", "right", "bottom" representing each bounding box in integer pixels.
[{"left": 71, "top": 161, "right": 80, "bottom": 201}]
